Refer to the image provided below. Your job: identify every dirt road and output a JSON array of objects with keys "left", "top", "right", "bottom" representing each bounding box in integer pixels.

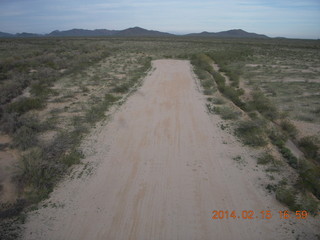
[{"left": 23, "top": 60, "right": 319, "bottom": 240}]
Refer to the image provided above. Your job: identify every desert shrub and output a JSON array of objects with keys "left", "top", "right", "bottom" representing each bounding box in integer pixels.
[
  {"left": 313, "top": 107, "right": 320, "bottom": 116},
  {"left": 104, "top": 93, "right": 120, "bottom": 103},
  {"left": 0, "top": 113, "right": 44, "bottom": 135},
  {"left": 0, "top": 112, "right": 20, "bottom": 134},
  {"left": 203, "top": 89, "right": 213, "bottom": 95},
  {"left": 0, "top": 143, "right": 8, "bottom": 151},
  {"left": 19, "top": 114, "right": 45, "bottom": 131},
  {"left": 248, "top": 111, "right": 259, "bottom": 119},
  {"left": 206, "top": 103, "right": 214, "bottom": 114},
  {"left": 212, "top": 71, "right": 226, "bottom": 87},
  {"left": 0, "top": 199, "right": 26, "bottom": 219},
  {"left": 17, "top": 130, "right": 87, "bottom": 201},
  {"left": 60, "top": 150, "right": 84, "bottom": 167},
  {"left": 80, "top": 85, "right": 90, "bottom": 93},
  {"left": 299, "top": 136, "right": 319, "bottom": 160},
  {"left": 222, "top": 86, "right": 246, "bottom": 109},
  {"left": 297, "top": 159, "right": 320, "bottom": 199},
  {"left": 13, "top": 126, "right": 38, "bottom": 150},
  {"left": 208, "top": 48, "right": 252, "bottom": 88},
  {"left": 213, "top": 106, "right": 239, "bottom": 120},
  {"left": 275, "top": 187, "right": 298, "bottom": 211},
  {"left": 30, "top": 83, "right": 54, "bottom": 98},
  {"left": 202, "top": 79, "right": 215, "bottom": 90},
  {"left": 235, "top": 119, "right": 268, "bottom": 147},
  {"left": 211, "top": 97, "right": 225, "bottom": 105},
  {"left": 191, "top": 54, "right": 214, "bottom": 74},
  {"left": 280, "top": 119, "right": 298, "bottom": 139},
  {"left": 298, "top": 194, "right": 319, "bottom": 215},
  {"left": 268, "top": 127, "right": 299, "bottom": 168},
  {"left": 5, "top": 97, "right": 44, "bottom": 115},
  {"left": 85, "top": 103, "right": 108, "bottom": 124},
  {"left": 194, "top": 69, "right": 211, "bottom": 80},
  {"left": 0, "top": 80, "right": 25, "bottom": 105},
  {"left": 249, "top": 90, "right": 279, "bottom": 120},
  {"left": 18, "top": 148, "right": 44, "bottom": 187},
  {"left": 257, "top": 152, "right": 275, "bottom": 165},
  {"left": 278, "top": 147, "right": 298, "bottom": 169},
  {"left": 18, "top": 148, "right": 61, "bottom": 201},
  {"left": 85, "top": 93, "right": 120, "bottom": 124},
  {"left": 268, "top": 127, "right": 288, "bottom": 147},
  {"left": 113, "top": 83, "right": 130, "bottom": 93}
]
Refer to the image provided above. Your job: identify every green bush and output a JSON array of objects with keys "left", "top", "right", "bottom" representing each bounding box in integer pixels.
[
  {"left": 299, "top": 136, "right": 319, "bottom": 160},
  {"left": 19, "top": 148, "right": 44, "bottom": 187},
  {"left": 19, "top": 148, "right": 61, "bottom": 202},
  {"left": 85, "top": 105, "right": 104, "bottom": 123},
  {"left": 104, "top": 93, "right": 120, "bottom": 103},
  {"left": 297, "top": 159, "right": 320, "bottom": 199},
  {"left": 212, "top": 71, "right": 226, "bottom": 87},
  {"left": 250, "top": 91, "right": 279, "bottom": 120},
  {"left": 235, "top": 119, "right": 268, "bottom": 147},
  {"left": 280, "top": 119, "right": 298, "bottom": 139},
  {"left": 30, "top": 83, "right": 54, "bottom": 98},
  {"left": 113, "top": 83, "right": 130, "bottom": 93},
  {"left": 0, "top": 112, "right": 20, "bottom": 134},
  {"left": 194, "top": 69, "right": 211, "bottom": 80},
  {"left": 275, "top": 187, "right": 298, "bottom": 211},
  {"left": 299, "top": 194, "right": 319, "bottom": 215},
  {"left": 60, "top": 150, "right": 83, "bottom": 167},
  {"left": 13, "top": 126, "right": 38, "bottom": 150},
  {"left": 213, "top": 106, "right": 239, "bottom": 120},
  {"left": 267, "top": 126, "right": 299, "bottom": 168},
  {"left": 85, "top": 94, "right": 120, "bottom": 124},
  {"left": 279, "top": 146, "right": 298, "bottom": 169},
  {"left": 257, "top": 152, "right": 275, "bottom": 165},
  {"left": 202, "top": 79, "right": 215, "bottom": 90},
  {"left": 190, "top": 54, "right": 213, "bottom": 74},
  {"left": 222, "top": 86, "right": 246, "bottom": 109},
  {"left": 268, "top": 127, "right": 288, "bottom": 147},
  {"left": 211, "top": 97, "right": 225, "bottom": 105},
  {"left": 5, "top": 97, "right": 44, "bottom": 115},
  {"left": 0, "top": 113, "right": 44, "bottom": 135}
]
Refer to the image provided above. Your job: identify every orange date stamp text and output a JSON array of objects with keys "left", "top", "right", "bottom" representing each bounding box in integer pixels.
[{"left": 211, "top": 210, "right": 312, "bottom": 220}]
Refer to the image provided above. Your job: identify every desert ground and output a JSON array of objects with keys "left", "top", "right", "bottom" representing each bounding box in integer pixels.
[
  {"left": 0, "top": 37, "right": 319, "bottom": 240},
  {"left": 22, "top": 60, "right": 319, "bottom": 240}
]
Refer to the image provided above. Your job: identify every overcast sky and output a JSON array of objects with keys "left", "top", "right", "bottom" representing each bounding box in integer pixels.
[{"left": 0, "top": 0, "right": 319, "bottom": 39}]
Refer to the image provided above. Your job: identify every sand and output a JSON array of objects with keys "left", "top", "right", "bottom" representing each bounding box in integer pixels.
[{"left": 23, "top": 60, "right": 319, "bottom": 240}]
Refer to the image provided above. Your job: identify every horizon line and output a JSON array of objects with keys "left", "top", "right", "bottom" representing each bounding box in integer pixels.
[{"left": 1, "top": 26, "right": 318, "bottom": 40}]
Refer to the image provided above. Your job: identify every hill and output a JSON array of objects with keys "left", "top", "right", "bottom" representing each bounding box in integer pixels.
[
  {"left": 48, "top": 28, "right": 118, "bottom": 37},
  {"left": 115, "top": 27, "right": 173, "bottom": 37},
  {"left": 0, "top": 27, "right": 269, "bottom": 38},
  {"left": 0, "top": 31, "right": 13, "bottom": 37},
  {"left": 187, "top": 29, "right": 269, "bottom": 38}
]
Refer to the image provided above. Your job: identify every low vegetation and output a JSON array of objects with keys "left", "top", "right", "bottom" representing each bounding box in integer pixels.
[
  {"left": 0, "top": 37, "right": 153, "bottom": 238},
  {"left": 248, "top": 90, "right": 279, "bottom": 120},
  {"left": 280, "top": 119, "right": 298, "bottom": 139},
  {"left": 1, "top": 36, "right": 319, "bottom": 237},
  {"left": 213, "top": 106, "right": 240, "bottom": 120},
  {"left": 235, "top": 119, "right": 268, "bottom": 147},
  {"left": 257, "top": 152, "right": 276, "bottom": 165},
  {"left": 189, "top": 38, "right": 320, "bottom": 215},
  {"left": 299, "top": 136, "right": 319, "bottom": 161}
]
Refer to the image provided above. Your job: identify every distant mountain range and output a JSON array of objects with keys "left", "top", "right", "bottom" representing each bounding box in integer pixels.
[
  {"left": 0, "top": 27, "right": 269, "bottom": 39},
  {"left": 186, "top": 29, "right": 268, "bottom": 38}
]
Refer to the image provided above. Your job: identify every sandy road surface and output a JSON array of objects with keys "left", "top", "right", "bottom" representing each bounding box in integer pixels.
[{"left": 24, "top": 60, "right": 319, "bottom": 240}]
